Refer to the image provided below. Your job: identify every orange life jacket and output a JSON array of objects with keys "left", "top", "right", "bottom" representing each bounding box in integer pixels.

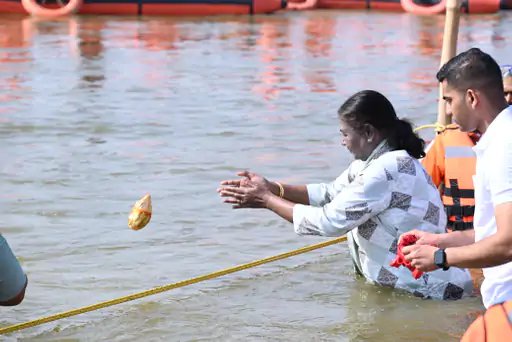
[
  {"left": 422, "top": 124, "right": 479, "bottom": 231},
  {"left": 461, "top": 300, "right": 512, "bottom": 341},
  {"left": 442, "top": 125, "right": 480, "bottom": 231}
]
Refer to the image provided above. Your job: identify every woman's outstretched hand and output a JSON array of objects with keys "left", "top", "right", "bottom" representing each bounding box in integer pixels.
[{"left": 217, "top": 171, "right": 273, "bottom": 209}]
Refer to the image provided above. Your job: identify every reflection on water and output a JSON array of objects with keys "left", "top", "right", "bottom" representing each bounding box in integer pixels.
[
  {"left": 302, "top": 15, "right": 337, "bottom": 93},
  {"left": 0, "top": 10, "right": 511, "bottom": 341},
  {"left": 252, "top": 19, "right": 293, "bottom": 101}
]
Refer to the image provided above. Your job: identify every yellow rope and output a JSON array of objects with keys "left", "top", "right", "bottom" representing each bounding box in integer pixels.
[
  {"left": 0, "top": 236, "right": 347, "bottom": 335},
  {"left": 413, "top": 123, "right": 446, "bottom": 133}
]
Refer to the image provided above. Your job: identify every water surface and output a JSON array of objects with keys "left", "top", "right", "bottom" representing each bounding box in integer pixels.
[{"left": 1, "top": 10, "right": 511, "bottom": 341}]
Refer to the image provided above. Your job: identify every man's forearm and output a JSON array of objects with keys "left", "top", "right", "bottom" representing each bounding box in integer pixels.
[
  {"left": 269, "top": 182, "right": 310, "bottom": 205},
  {"left": 437, "top": 229, "right": 475, "bottom": 248},
  {"left": 446, "top": 233, "right": 512, "bottom": 269}
]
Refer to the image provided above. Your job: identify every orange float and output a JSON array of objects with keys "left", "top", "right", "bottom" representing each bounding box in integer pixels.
[
  {"left": 0, "top": 0, "right": 287, "bottom": 16},
  {"left": 287, "top": 0, "right": 507, "bottom": 13},
  {"left": 401, "top": 0, "right": 446, "bottom": 14},
  {"left": 21, "top": 0, "right": 82, "bottom": 17},
  {"left": 287, "top": 0, "right": 317, "bottom": 9},
  {"left": 461, "top": 300, "right": 512, "bottom": 341}
]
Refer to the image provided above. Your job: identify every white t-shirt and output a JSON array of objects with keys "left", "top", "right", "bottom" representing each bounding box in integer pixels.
[{"left": 473, "top": 105, "right": 512, "bottom": 308}]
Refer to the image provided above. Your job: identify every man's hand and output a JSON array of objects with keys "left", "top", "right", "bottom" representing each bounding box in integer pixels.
[
  {"left": 402, "top": 244, "right": 440, "bottom": 272},
  {"left": 399, "top": 229, "right": 440, "bottom": 247}
]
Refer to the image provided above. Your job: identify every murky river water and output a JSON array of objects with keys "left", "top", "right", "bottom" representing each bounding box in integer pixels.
[{"left": 1, "top": 9, "right": 511, "bottom": 341}]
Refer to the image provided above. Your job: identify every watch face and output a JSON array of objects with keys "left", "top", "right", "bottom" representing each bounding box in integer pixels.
[{"left": 434, "top": 250, "right": 444, "bottom": 266}]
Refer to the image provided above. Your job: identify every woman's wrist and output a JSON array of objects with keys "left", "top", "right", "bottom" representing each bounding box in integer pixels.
[
  {"left": 262, "top": 192, "right": 276, "bottom": 209},
  {"left": 269, "top": 181, "right": 280, "bottom": 196}
]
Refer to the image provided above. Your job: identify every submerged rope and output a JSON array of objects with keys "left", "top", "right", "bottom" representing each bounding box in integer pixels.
[{"left": 0, "top": 236, "right": 347, "bottom": 335}]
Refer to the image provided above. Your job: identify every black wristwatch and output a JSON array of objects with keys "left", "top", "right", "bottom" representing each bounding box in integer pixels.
[{"left": 434, "top": 248, "right": 450, "bottom": 271}]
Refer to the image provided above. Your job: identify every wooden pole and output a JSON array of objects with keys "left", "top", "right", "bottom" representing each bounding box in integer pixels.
[{"left": 436, "top": 0, "right": 463, "bottom": 126}]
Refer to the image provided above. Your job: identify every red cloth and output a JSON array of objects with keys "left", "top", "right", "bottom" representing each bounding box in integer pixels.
[{"left": 389, "top": 234, "right": 423, "bottom": 279}]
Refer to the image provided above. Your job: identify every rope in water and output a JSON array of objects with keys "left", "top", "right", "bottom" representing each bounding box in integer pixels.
[
  {"left": 0, "top": 236, "right": 347, "bottom": 335},
  {"left": 0, "top": 123, "right": 440, "bottom": 335}
]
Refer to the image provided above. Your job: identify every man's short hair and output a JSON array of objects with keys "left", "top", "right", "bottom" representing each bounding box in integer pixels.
[{"left": 436, "top": 48, "right": 504, "bottom": 96}]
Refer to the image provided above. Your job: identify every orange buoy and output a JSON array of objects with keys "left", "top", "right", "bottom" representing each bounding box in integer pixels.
[
  {"left": 286, "top": 0, "right": 318, "bottom": 10},
  {"left": 400, "top": 0, "right": 447, "bottom": 15},
  {"left": 461, "top": 300, "right": 512, "bottom": 341},
  {"left": 128, "top": 194, "right": 152, "bottom": 231},
  {"left": 21, "top": 0, "right": 82, "bottom": 17},
  {"left": 464, "top": 0, "right": 500, "bottom": 13}
]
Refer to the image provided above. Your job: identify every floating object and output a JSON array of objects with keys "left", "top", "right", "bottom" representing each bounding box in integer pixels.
[
  {"left": 0, "top": 0, "right": 287, "bottom": 16},
  {"left": 400, "top": 0, "right": 447, "bottom": 15},
  {"left": 21, "top": 0, "right": 83, "bottom": 17},
  {"left": 128, "top": 194, "right": 152, "bottom": 231}
]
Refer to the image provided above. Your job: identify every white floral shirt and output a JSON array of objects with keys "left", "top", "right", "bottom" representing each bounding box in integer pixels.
[{"left": 292, "top": 149, "right": 474, "bottom": 300}]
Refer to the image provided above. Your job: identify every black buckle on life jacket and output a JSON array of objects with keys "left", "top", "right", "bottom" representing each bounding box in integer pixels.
[
  {"left": 442, "top": 185, "right": 475, "bottom": 199},
  {"left": 446, "top": 205, "right": 475, "bottom": 217},
  {"left": 447, "top": 220, "right": 473, "bottom": 231}
]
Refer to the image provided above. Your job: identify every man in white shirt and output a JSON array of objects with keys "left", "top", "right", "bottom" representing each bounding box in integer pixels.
[{"left": 401, "top": 47, "right": 512, "bottom": 309}]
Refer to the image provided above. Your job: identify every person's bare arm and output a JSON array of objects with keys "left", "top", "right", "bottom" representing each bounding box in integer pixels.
[
  {"left": 445, "top": 203, "right": 512, "bottom": 268},
  {"left": 399, "top": 229, "right": 474, "bottom": 249},
  {"left": 264, "top": 194, "right": 295, "bottom": 222},
  {"left": 221, "top": 170, "right": 350, "bottom": 207},
  {"left": 436, "top": 229, "right": 475, "bottom": 248},
  {"left": 269, "top": 182, "right": 309, "bottom": 205},
  {"left": 219, "top": 171, "right": 311, "bottom": 205}
]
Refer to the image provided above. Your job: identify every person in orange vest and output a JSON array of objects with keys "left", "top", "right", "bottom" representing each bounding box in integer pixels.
[{"left": 421, "top": 127, "right": 480, "bottom": 232}]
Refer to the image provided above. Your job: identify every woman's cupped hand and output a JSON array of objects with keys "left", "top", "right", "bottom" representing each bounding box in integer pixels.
[{"left": 217, "top": 170, "right": 273, "bottom": 209}]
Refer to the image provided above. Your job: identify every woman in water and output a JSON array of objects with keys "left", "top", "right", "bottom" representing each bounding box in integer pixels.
[{"left": 218, "top": 90, "right": 473, "bottom": 300}]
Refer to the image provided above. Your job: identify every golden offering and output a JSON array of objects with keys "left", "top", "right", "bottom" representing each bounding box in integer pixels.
[{"left": 128, "top": 194, "right": 152, "bottom": 230}]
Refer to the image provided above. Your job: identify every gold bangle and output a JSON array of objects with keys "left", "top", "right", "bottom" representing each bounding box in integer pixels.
[{"left": 274, "top": 182, "right": 284, "bottom": 198}]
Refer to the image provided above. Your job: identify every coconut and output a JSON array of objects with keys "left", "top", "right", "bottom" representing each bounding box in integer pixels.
[{"left": 128, "top": 194, "right": 152, "bottom": 230}]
